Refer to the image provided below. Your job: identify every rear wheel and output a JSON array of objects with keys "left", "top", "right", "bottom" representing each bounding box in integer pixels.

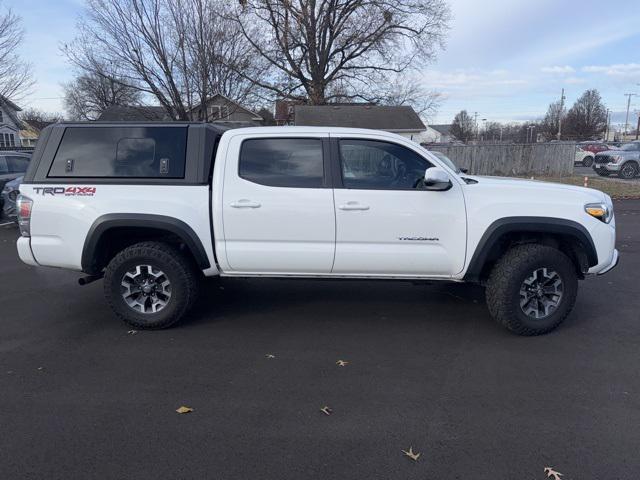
[
  {"left": 486, "top": 244, "right": 578, "bottom": 336},
  {"left": 104, "top": 241, "right": 199, "bottom": 329},
  {"left": 618, "top": 162, "right": 639, "bottom": 179},
  {"left": 582, "top": 156, "right": 594, "bottom": 167}
]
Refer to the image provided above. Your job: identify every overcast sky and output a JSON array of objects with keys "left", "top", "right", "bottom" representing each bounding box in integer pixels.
[{"left": 7, "top": 0, "right": 640, "bottom": 126}]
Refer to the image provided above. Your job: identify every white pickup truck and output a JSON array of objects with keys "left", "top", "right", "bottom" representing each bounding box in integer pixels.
[{"left": 16, "top": 123, "right": 618, "bottom": 335}]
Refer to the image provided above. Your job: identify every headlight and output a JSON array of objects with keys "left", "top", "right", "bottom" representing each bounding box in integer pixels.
[
  {"left": 610, "top": 155, "right": 623, "bottom": 163},
  {"left": 585, "top": 202, "right": 613, "bottom": 223}
]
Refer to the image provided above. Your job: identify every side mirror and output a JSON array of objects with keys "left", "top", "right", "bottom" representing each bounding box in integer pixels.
[
  {"left": 423, "top": 167, "right": 452, "bottom": 191},
  {"left": 459, "top": 167, "right": 468, "bottom": 174}
]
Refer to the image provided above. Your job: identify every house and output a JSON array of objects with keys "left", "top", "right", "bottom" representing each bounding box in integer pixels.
[
  {"left": 188, "top": 94, "right": 262, "bottom": 125},
  {"left": 19, "top": 119, "right": 58, "bottom": 147},
  {"left": 0, "top": 95, "right": 23, "bottom": 148},
  {"left": 98, "top": 95, "right": 263, "bottom": 127},
  {"left": 416, "top": 124, "right": 454, "bottom": 144},
  {"left": 293, "top": 104, "right": 426, "bottom": 140},
  {"left": 97, "top": 105, "right": 172, "bottom": 121},
  {"left": 274, "top": 99, "right": 303, "bottom": 125}
]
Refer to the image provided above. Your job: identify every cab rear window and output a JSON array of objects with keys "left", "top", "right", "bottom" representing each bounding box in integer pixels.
[{"left": 47, "top": 126, "right": 187, "bottom": 178}]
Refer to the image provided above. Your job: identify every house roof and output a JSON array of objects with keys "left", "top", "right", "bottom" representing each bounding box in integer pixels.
[
  {"left": 0, "top": 94, "right": 24, "bottom": 129},
  {"left": 188, "top": 93, "right": 263, "bottom": 120},
  {"left": 97, "top": 105, "right": 172, "bottom": 121},
  {"left": 24, "top": 120, "right": 56, "bottom": 132},
  {"left": 428, "top": 124, "right": 452, "bottom": 135},
  {"left": 294, "top": 104, "right": 426, "bottom": 131}
]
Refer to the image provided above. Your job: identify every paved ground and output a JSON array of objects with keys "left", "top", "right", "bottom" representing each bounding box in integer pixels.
[
  {"left": 1, "top": 202, "right": 639, "bottom": 480},
  {"left": 575, "top": 164, "right": 640, "bottom": 180}
]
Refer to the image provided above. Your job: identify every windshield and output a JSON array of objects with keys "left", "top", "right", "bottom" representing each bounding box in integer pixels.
[
  {"left": 430, "top": 150, "right": 461, "bottom": 173},
  {"left": 620, "top": 143, "right": 640, "bottom": 151}
]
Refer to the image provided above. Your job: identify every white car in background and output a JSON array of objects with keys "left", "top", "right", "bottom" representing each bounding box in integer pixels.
[{"left": 575, "top": 147, "right": 595, "bottom": 167}]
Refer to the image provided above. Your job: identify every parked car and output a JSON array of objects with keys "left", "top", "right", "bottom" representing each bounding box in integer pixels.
[
  {"left": 578, "top": 141, "right": 617, "bottom": 155},
  {"left": 0, "top": 152, "right": 31, "bottom": 191},
  {"left": 16, "top": 123, "right": 618, "bottom": 336},
  {"left": 593, "top": 141, "right": 640, "bottom": 179},
  {"left": 1, "top": 175, "right": 22, "bottom": 220},
  {"left": 575, "top": 147, "right": 595, "bottom": 167}
]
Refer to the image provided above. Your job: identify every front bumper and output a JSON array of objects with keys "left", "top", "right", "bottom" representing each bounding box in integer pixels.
[
  {"left": 597, "top": 249, "right": 619, "bottom": 275},
  {"left": 593, "top": 163, "right": 620, "bottom": 173}
]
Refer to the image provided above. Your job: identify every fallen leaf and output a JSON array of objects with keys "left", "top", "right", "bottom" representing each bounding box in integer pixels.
[
  {"left": 127, "top": 330, "right": 137, "bottom": 335},
  {"left": 37, "top": 367, "right": 44, "bottom": 371},
  {"left": 336, "top": 360, "right": 349, "bottom": 367},
  {"left": 320, "top": 406, "right": 333, "bottom": 415},
  {"left": 402, "top": 447, "right": 420, "bottom": 462},
  {"left": 176, "top": 406, "right": 194, "bottom": 414},
  {"left": 544, "top": 467, "right": 563, "bottom": 480},
  {"left": 265, "top": 354, "right": 276, "bottom": 359}
]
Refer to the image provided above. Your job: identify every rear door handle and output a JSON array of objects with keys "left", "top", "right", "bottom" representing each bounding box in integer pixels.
[
  {"left": 230, "top": 199, "right": 261, "bottom": 209},
  {"left": 338, "top": 202, "right": 370, "bottom": 211}
]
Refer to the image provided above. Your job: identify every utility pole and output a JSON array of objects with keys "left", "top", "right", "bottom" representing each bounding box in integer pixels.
[
  {"left": 624, "top": 93, "right": 638, "bottom": 137},
  {"left": 557, "top": 88, "right": 565, "bottom": 140},
  {"left": 605, "top": 108, "right": 610, "bottom": 141},
  {"left": 473, "top": 112, "right": 479, "bottom": 141},
  {"left": 636, "top": 112, "right": 640, "bottom": 140}
]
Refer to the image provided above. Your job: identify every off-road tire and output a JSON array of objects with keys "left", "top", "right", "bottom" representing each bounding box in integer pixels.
[
  {"left": 486, "top": 244, "right": 578, "bottom": 336},
  {"left": 582, "top": 156, "right": 594, "bottom": 168},
  {"left": 618, "top": 161, "right": 639, "bottom": 179},
  {"left": 104, "top": 241, "right": 199, "bottom": 329}
]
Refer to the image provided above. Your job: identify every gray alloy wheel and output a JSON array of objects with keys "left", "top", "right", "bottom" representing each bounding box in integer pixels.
[
  {"left": 619, "top": 162, "right": 638, "bottom": 179},
  {"left": 519, "top": 267, "right": 564, "bottom": 319},
  {"left": 120, "top": 264, "right": 172, "bottom": 314}
]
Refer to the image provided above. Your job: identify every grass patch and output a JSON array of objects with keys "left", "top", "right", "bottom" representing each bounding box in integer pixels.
[{"left": 530, "top": 175, "right": 640, "bottom": 199}]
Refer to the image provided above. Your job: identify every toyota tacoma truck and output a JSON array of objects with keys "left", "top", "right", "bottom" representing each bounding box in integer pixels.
[{"left": 15, "top": 123, "right": 618, "bottom": 335}]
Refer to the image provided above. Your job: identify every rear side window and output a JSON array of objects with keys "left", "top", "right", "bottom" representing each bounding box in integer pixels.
[
  {"left": 0, "top": 157, "right": 8, "bottom": 174},
  {"left": 239, "top": 138, "right": 324, "bottom": 188},
  {"left": 48, "top": 127, "right": 187, "bottom": 178},
  {"left": 7, "top": 156, "right": 30, "bottom": 173}
]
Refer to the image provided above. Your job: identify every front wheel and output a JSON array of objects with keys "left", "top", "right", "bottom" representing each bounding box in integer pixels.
[
  {"left": 486, "top": 244, "right": 578, "bottom": 336},
  {"left": 618, "top": 162, "right": 639, "bottom": 179},
  {"left": 104, "top": 241, "right": 200, "bottom": 329}
]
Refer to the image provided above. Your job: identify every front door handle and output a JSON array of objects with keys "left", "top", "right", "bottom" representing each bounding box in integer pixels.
[
  {"left": 339, "top": 202, "right": 370, "bottom": 211},
  {"left": 230, "top": 199, "right": 261, "bottom": 209}
]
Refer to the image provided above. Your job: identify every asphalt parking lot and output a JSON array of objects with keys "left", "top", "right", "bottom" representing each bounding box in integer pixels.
[
  {"left": 1, "top": 201, "right": 639, "bottom": 480},
  {"left": 575, "top": 164, "right": 640, "bottom": 180}
]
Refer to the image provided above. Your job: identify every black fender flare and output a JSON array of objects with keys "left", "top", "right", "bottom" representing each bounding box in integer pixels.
[
  {"left": 464, "top": 216, "right": 598, "bottom": 282},
  {"left": 81, "top": 213, "right": 211, "bottom": 273}
]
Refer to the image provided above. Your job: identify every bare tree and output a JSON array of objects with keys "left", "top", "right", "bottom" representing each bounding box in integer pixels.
[
  {"left": 65, "top": 0, "right": 262, "bottom": 120},
  {"left": 450, "top": 110, "right": 475, "bottom": 143},
  {"left": 62, "top": 70, "right": 142, "bottom": 120},
  {"left": 229, "top": 0, "right": 450, "bottom": 104},
  {"left": 375, "top": 77, "right": 442, "bottom": 119},
  {"left": 564, "top": 89, "right": 607, "bottom": 140},
  {"left": 538, "top": 100, "right": 565, "bottom": 141},
  {"left": 0, "top": 2, "right": 34, "bottom": 101},
  {"left": 19, "top": 107, "right": 64, "bottom": 123}
]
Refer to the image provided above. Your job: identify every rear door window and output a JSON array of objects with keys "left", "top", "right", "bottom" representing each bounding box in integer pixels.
[
  {"left": 239, "top": 138, "right": 324, "bottom": 188},
  {"left": 48, "top": 127, "right": 187, "bottom": 178}
]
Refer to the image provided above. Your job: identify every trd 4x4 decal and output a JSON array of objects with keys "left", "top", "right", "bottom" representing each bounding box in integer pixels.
[{"left": 33, "top": 187, "right": 96, "bottom": 196}]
